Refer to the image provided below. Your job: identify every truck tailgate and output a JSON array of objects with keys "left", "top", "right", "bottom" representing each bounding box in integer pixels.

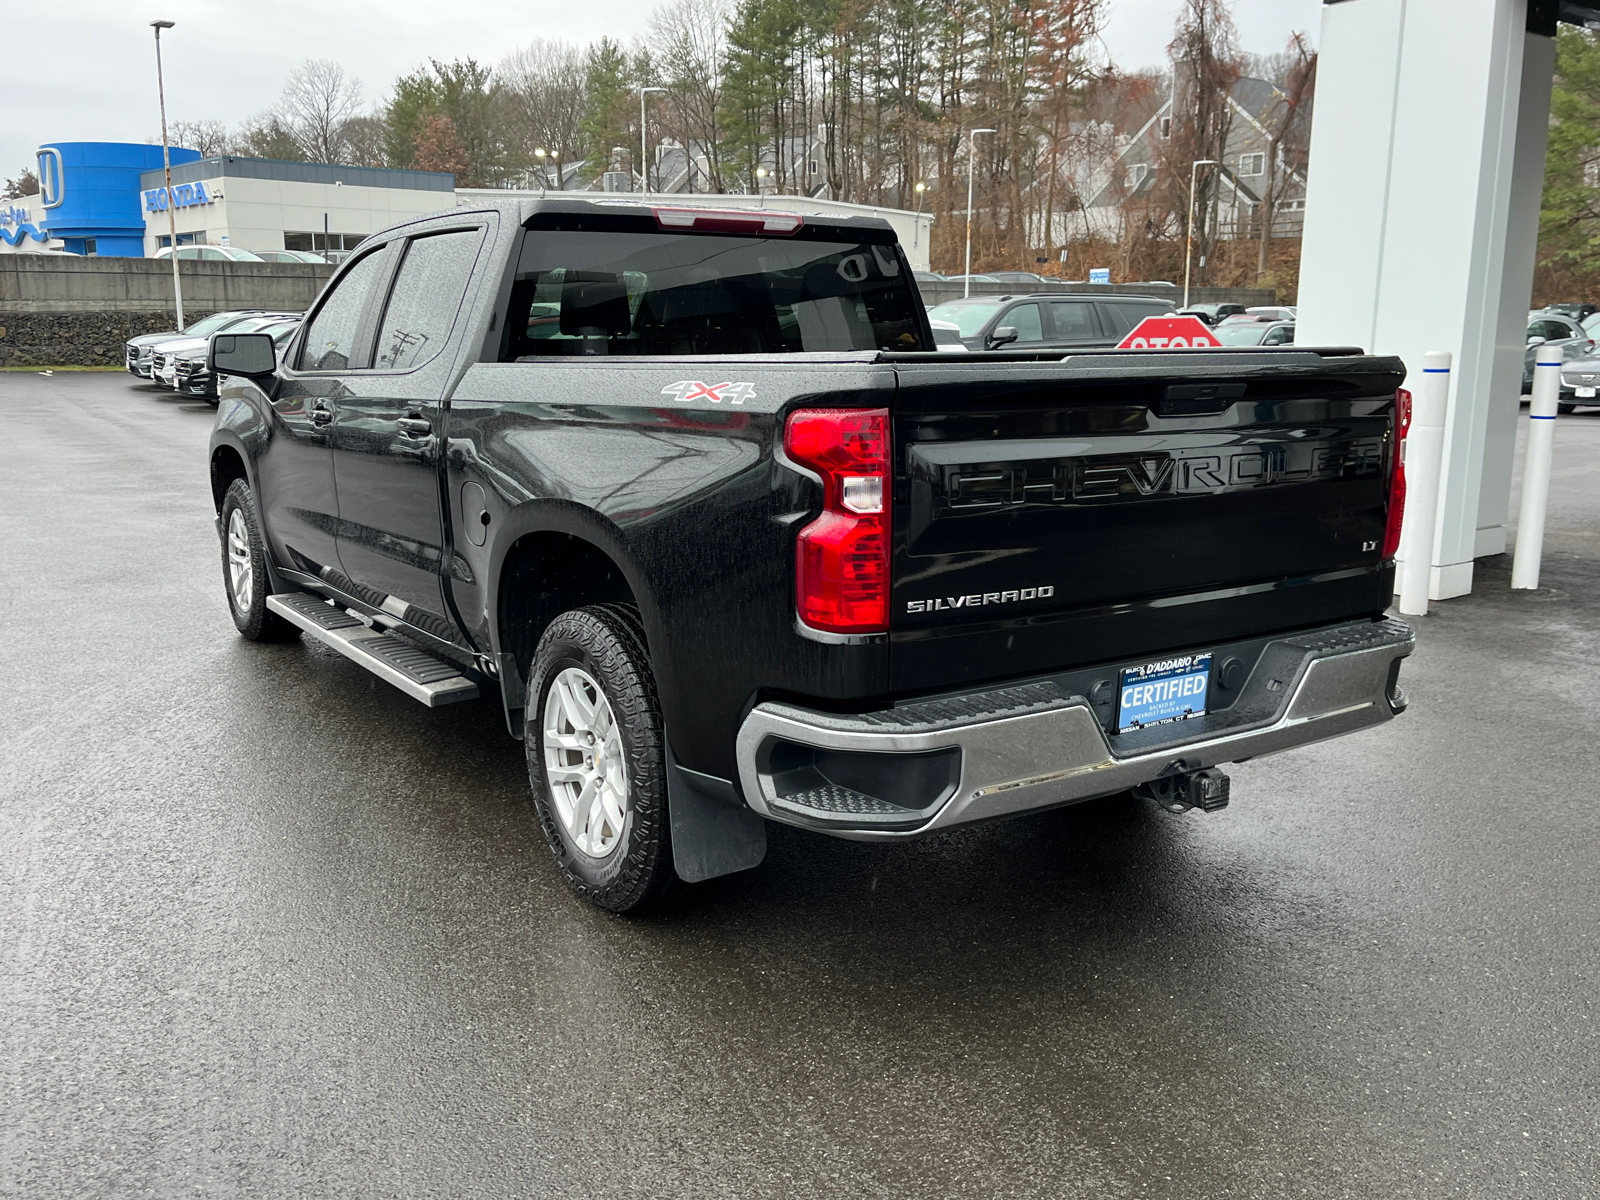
[{"left": 887, "top": 350, "right": 1405, "bottom": 694}]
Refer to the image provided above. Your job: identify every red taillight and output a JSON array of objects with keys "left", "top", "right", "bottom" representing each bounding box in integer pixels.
[
  {"left": 785, "top": 408, "right": 890, "bottom": 633},
  {"left": 1382, "top": 387, "right": 1410, "bottom": 561}
]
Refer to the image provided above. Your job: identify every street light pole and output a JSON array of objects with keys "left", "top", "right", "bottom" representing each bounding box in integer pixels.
[
  {"left": 638, "top": 87, "right": 666, "bottom": 196},
  {"left": 151, "top": 19, "right": 183, "bottom": 329},
  {"left": 1183, "top": 158, "right": 1219, "bottom": 309},
  {"left": 964, "top": 128, "right": 996, "bottom": 298}
]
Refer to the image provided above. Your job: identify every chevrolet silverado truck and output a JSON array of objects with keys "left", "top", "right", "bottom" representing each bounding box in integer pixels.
[{"left": 207, "top": 198, "right": 1415, "bottom": 913}]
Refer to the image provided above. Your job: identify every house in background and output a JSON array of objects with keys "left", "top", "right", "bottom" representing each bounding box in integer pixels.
[{"left": 1076, "top": 74, "right": 1311, "bottom": 245}]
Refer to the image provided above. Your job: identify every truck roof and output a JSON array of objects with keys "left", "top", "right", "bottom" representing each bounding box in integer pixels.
[{"left": 433, "top": 195, "right": 899, "bottom": 241}]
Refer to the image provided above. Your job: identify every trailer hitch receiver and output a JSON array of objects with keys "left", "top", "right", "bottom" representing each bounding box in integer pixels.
[{"left": 1135, "top": 767, "right": 1231, "bottom": 814}]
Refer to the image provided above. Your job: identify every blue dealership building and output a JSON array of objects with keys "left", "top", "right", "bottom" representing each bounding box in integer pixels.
[{"left": 34, "top": 141, "right": 202, "bottom": 257}]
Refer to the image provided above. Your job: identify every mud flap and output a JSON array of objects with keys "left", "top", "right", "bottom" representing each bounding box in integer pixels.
[{"left": 667, "top": 749, "right": 767, "bottom": 883}]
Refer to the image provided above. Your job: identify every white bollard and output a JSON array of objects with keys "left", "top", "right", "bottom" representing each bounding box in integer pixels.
[
  {"left": 1398, "top": 351, "right": 1451, "bottom": 616},
  {"left": 1511, "top": 348, "right": 1564, "bottom": 590}
]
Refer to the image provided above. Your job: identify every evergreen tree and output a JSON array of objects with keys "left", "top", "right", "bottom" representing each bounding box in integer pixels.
[
  {"left": 581, "top": 39, "right": 638, "bottom": 180},
  {"left": 384, "top": 59, "right": 504, "bottom": 186},
  {"left": 1540, "top": 26, "right": 1600, "bottom": 297}
]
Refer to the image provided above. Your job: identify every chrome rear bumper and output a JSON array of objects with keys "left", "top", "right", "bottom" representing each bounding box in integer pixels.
[{"left": 735, "top": 619, "right": 1414, "bottom": 841}]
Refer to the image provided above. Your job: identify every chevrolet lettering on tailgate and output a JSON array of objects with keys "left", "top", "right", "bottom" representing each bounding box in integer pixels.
[{"left": 944, "top": 438, "right": 1384, "bottom": 508}]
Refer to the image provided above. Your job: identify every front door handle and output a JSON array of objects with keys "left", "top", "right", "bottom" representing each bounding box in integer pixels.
[
  {"left": 309, "top": 402, "right": 332, "bottom": 426},
  {"left": 397, "top": 417, "right": 432, "bottom": 437}
]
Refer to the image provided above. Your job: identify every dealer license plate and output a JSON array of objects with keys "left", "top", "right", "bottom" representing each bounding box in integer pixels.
[
  {"left": 1116, "top": 652, "right": 1213, "bottom": 733},
  {"left": 1577, "top": 386, "right": 1596, "bottom": 398}
]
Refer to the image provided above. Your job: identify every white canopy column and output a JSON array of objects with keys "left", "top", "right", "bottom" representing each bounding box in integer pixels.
[{"left": 1296, "top": 0, "right": 1562, "bottom": 598}]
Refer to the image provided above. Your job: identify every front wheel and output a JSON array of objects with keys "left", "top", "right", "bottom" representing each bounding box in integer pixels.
[
  {"left": 1558, "top": 403, "right": 1577, "bottom": 415},
  {"left": 219, "top": 478, "right": 300, "bottom": 642},
  {"left": 525, "top": 604, "right": 675, "bottom": 913}
]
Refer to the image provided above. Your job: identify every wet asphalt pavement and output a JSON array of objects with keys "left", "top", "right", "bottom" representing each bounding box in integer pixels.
[{"left": 2, "top": 371, "right": 1597, "bottom": 1200}]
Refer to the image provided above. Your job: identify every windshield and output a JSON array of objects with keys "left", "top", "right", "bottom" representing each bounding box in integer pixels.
[
  {"left": 182, "top": 312, "right": 243, "bottom": 336},
  {"left": 1214, "top": 322, "right": 1269, "bottom": 346},
  {"left": 506, "top": 227, "right": 926, "bottom": 357},
  {"left": 927, "top": 299, "right": 1002, "bottom": 337},
  {"left": 222, "top": 248, "right": 265, "bottom": 262}
]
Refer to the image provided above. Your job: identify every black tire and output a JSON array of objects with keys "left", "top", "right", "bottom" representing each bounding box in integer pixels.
[
  {"left": 525, "top": 604, "right": 675, "bottom": 913},
  {"left": 219, "top": 478, "right": 300, "bottom": 642},
  {"left": 1558, "top": 403, "right": 1577, "bottom": 414}
]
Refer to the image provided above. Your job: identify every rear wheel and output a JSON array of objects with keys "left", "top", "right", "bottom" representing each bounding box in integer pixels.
[
  {"left": 525, "top": 604, "right": 675, "bottom": 913},
  {"left": 220, "top": 478, "right": 300, "bottom": 642}
]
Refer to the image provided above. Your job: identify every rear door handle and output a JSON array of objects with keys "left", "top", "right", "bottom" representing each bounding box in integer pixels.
[{"left": 397, "top": 417, "right": 432, "bottom": 437}]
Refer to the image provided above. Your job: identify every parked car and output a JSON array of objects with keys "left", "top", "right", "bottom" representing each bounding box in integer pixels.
[
  {"left": 170, "top": 318, "right": 302, "bottom": 402},
  {"left": 206, "top": 198, "right": 1413, "bottom": 913},
  {"left": 1542, "top": 301, "right": 1599, "bottom": 323},
  {"left": 928, "top": 318, "right": 969, "bottom": 352},
  {"left": 125, "top": 309, "right": 286, "bottom": 377},
  {"left": 944, "top": 274, "right": 999, "bottom": 285},
  {"left": 1523, "top": 311, "right": 1595, "bottom": 392},
  {"left": 254, "top": 250, "right": 330, "bottom": 264},
  {"left": 1244, "top": 306, "right": 1297, "bottom": 322},
  {"left": 912, "top": 271, "right": 947, "bottom": 284},
  {"left": 927, "top": 292, "right": 1177, "bottom": 350},
  {"left": 153, "top": 245, "right": 267, "bottom": 263},
  {"left": 1214, "top": 320, "right": 1296, "bottom": 347},
  {"left": 1556, "top": 355, "right": 1600, "bottom": 413},
  {"left": 1177, "top": 303, "right": 1246, "bottom": 326},
  {"left": 151, "top": 313, "right": 300, "bottom": 387},
  {"left": 989, "top": 271, "right": 1047, "bottom": 284}
]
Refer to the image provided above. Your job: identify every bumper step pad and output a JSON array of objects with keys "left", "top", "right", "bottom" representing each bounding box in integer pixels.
[{"left": 265, "top": 592, "right": 479, "bottom": 707}]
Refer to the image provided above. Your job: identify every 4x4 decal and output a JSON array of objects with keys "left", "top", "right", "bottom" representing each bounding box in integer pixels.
[{"left": 660, "top": 380, "right": 757, "bottom": 405}]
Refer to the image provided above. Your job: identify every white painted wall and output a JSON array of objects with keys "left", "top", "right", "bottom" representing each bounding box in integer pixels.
[
  {"left": 141, "top": 177, "right": 451, "bottom": 255},
  {"left": 1297, "top": 0, "right": 1554, "bottom": 600}
]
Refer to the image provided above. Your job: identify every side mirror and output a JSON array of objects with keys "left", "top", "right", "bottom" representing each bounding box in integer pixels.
[
  {"left": 210, "top": 332, "right": 277, "bottom": 377},
  {"left": 987, "top": 325, "right": 1020, "bottom": 349},
  {"left": 1527, "top": 336, "right": 1546, "bottom": 347}
]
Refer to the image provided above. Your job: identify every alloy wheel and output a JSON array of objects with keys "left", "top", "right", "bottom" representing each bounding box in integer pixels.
[
  {"left": 226, "top": 507, "right": 253, "bottom": 614},
  {"left": 542, "top": 666, "right": 630, "bottom": 859}
]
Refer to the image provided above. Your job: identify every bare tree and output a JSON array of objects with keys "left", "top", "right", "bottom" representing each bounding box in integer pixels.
[
  {"left": 1252, "top": 32, "right": 1315, "bottom": 281},
  {"left": 169, "top": 119, "right": 231, "bottom": 157},
  {"left": 497, "top": 40, "right": 589, "bottom": 181},
  {"left": 340, "top": 115, "right": 390, "bottom": 168},
  {"left": 233, "top": 113, "right": 304, "bottom": 161},
  {"left": 276, "top": 59, "right": 364, "bottom": 163},
  {"left": 649, "top": 0, "right": 733, "bottom": 192},
  {"left": 1158, "top": 0, "right": 1242, "bottom": 285}
]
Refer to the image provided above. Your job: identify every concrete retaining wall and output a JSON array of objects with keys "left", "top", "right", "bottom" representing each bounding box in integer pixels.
[
  {"left": 0, "top": 256, "right": 336, "bottom": 366},
  {"left": 0, "top": 256, "right": 1279, "bottom": 366},
  {"left": 0, "top": 255, "right": 334, "bottom": 313}
]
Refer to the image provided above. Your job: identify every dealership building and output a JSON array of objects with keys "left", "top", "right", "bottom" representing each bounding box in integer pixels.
[
  {"left": 4, "top": 141, "right": 455, "bottom": 259},
  {"left": 139, "top": 155, "right": 455, "bottom": 257}
]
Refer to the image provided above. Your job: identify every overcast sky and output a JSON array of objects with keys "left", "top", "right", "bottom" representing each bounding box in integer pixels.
[{"left": 5, "top": 0, "right": 1322, "bottom": 188}]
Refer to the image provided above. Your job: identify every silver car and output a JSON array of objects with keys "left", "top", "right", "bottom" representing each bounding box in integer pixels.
[{"left": 1523, "top": 311, "right": 1594, "bottom": 392}]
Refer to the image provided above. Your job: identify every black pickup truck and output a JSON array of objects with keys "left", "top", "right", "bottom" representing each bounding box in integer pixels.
[{"left": 207, "top": 198, "right": 1414, "bottom": 912}]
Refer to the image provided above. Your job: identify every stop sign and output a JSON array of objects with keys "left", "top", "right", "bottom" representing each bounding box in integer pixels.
[{"left": 1117, "top": 315, "right": 1222, "bottom": 349}]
